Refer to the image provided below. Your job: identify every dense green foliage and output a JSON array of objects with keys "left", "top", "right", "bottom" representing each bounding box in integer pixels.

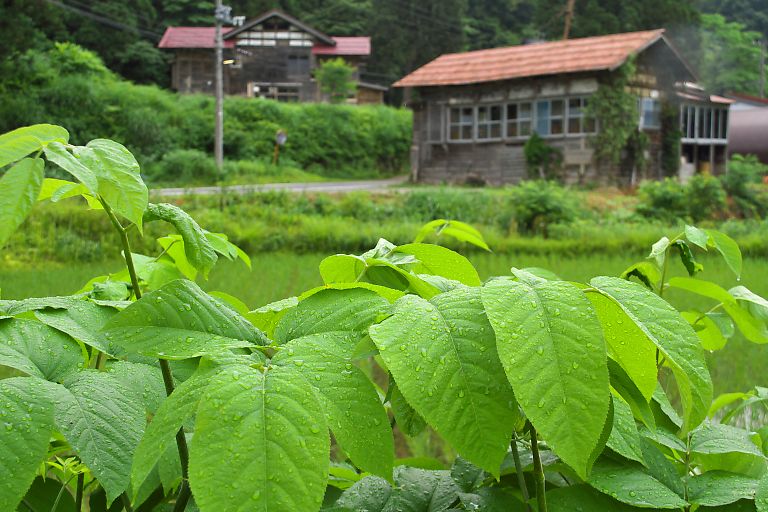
[
  {"left": 315, "top": 58, "right": 358, "bottom": 104},
  {"left": 0, "top": 44, "right": 411, "bottom": 181},
  {"left": 2, "top": 125, "right": 768, "bottom": 512}
]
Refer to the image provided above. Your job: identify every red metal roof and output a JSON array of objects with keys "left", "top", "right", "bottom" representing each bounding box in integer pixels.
[
  {"left": 158, "top": 27, "right": 235, "bottom": 49},
  {"left": 313, "top": 37, "right": 370, "bottom": 56},
  {"left": 394, "top": 29, "right": 666, "bottom": 87}
]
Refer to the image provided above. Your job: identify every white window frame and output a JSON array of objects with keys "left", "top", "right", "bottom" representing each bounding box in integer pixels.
[
  {"left": 639, "top": 97, "right": 661, "bottom": 130},
  {"left": 476, "top": 104, "right": 503, "bottom": 141},
  {"left": 447, "top": 106, "right": 475, "bottom": 142}
]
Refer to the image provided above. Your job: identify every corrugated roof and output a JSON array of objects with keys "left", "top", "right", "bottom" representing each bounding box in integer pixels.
[
  {"left": 313, "top": 37, "right": 371, "bottom": 56},
  {"left": 158, "top": 27, "right": 235, "bottom": 49},
  {"left": 394, "top": 29, "right": 666, "bottom": 87}
]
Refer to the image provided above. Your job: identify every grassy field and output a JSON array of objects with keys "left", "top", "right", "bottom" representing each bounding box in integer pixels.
[{"left": 1, "top": 252, "right": 766, "bottom": 396}]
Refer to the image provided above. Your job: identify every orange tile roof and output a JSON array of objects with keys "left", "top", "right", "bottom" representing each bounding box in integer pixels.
[{"left": 394, "top": 29, "right": 665, "bottom": 87}]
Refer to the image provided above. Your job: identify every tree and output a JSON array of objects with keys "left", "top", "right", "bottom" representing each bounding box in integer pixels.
[
  {"left": 315, "top": 58, "right": 357, "bottom": 103},
  {"left": 697, "top": 14, "right": 763, "bottom": 94}
]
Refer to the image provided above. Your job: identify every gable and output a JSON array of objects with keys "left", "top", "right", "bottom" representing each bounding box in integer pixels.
[{"left": 224, "top": 9, "right": 335, "bottom": 47}]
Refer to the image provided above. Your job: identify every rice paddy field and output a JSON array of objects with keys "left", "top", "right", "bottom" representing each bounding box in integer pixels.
[{"left": 1, "top": 251, "right": 765, "bottom": 398}]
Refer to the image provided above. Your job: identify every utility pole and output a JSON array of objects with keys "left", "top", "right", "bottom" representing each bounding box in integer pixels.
[
  {"left": 214, "top": 2, "right": 231, "bottom": 171},
  {"left": 563, "top": 0, "right": 575, "bottom": 40}
]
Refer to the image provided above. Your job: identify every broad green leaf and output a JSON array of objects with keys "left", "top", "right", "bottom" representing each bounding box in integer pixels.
[
  {"left": 158, "top": 235, "right": 199, "bottom": 280},
  {"left": 0, "top": 124, "right": 68, "bottom": 167},
  {"left": 54, "top": 370, "right": 146, "bottom": 504},
  {"left": 588, "top": 459, "right": 687, "bottom": 508},
  {"left": 590, "top": 276, "right": 712, "bottom": 433},
  {"left": 205, "top": 232, "right": 251, "bottom": 269},
  {"left": 335, "top": 466, "right": 462, "bottom": 512},
  {"left": 730, "top": 286, "right": 768, "bottom": 321},
  {"left": 669, "top": 277, "right": 735, "bottom": 304},
  {"left": 707, "top": 229, "right": 742, "bottom": 279},
  {"left": 548, "top": 484, "right": 640, "bottom": 512},
  {"left": 102, "top": 279, "right": 266, "bottom": 359},
  {"left": 275, "top": 288, "right": 389, "bottom": 344},
  {"left": 685, "top": 225, "right": 710, "bottom": 249},
  {"left": 607, "top": 393, "right": 647, "bottom": 465},
  {"left": 75, "top": 140, "right": 147, "bottom": 231},
  {"left": 621, "top": 261, "right": 661, "bottom": 291},
  {"left": 207, "top": 291, "right": 250, "bottom": 315},
  {"left": 482, "top": 275, "right": 609, "bottom": 479},
  {"left": 757, "top": 473, "right": 768, "bottom": 512},
  {"left": 710, "top": 392, "right": 751, "bottom": 418},
  {"left": 0, "top": 318, "right": 83, "bottom": 381},
  {"left": 458, "top": 487, "right": 526, "bottom": 511},
  {"left": 649, "top": 236, "right": 670, "bottom": 268},
  {"left": 389, "top": 380, "right": 427, "bottom": 437},
  {"left": 451, "top": 457, "right": 486, "bottom": 492},
  {"left": 607, "top": 358, "right": 656, "bottom": 430},
  {"left": 273, "top": 332, "right": 394, "bottom": 479},
  {"left": 246, "top": 296, "right": 299, "bottom": 338},
  {"left": 130, "top": 363, "right": 219, "bottom": 500},
  {"left": 0, "top": 295, "right": 78, "bottom": 316},
  {"left": 0, "top": 377, "right": 55, "bottom": 511},
  {"left": 652, "top": 384, "right": 684, "bottom": 429},
  {"left": 587, "top": 289, "right": 657, "bottom": 401},
  {"left": 682, "top": 310, "right": 729, "bottom": 351},
  {"left": 106, "top": 361, "right": 166, "bottom": 415},
  {"left": 298, "top": 282, "right": 405, "bottom": 303},
  {"left": 37, "top": 177, "right": 87, "bottom": 202},
  {"left": 34, "top": 300, "right": 121, "bottom": 356},
  {"left": 638, "top": 436, "right": 686, "bottom": 496},
  {"left": 688, "top": 472, "right": 759, "bottom": 507},
  {"left": 395, "top": 243, "right": 481, "bottom": 286},
  {"left": 691, "top": 423, "right": 767, "bottom": 477},
  {"left": 143, "top": 203, "right": 217, "bottom": 278},
  {"left": 131, "top": 253, "right": 183, "bottom": 291},
  {"left": 672, "top": 240, "right": 703, "bottom": 276},
  {"left": 370, "top": 288, "right": 518, "bottom": 477},
  {"left": 0, "top": 158, "right": 44, "bottom": 247},
  {"left": 43, "top": 142, "right": 99, "bottom": 194},
  {"left": 414, "top": 219, "right": 490, "bottom": 251},
  {"left": 189, "top": 365, "right": 329, "bottom": 512}
]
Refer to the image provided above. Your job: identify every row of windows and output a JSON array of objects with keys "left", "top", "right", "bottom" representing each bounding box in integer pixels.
[
  {"left": 680, "top": 105, "right": 728, "bottom": 140},
  {"left": 447, "top": 97, "right": 597, "bottom": 142}
]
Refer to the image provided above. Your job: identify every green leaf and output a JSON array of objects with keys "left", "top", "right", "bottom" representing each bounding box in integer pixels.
[
  {"left": 246, "top": 297, "right": 299, "bottom": 338},
  {"left": 0, "top": 124, "right": 68, "bottom": 167},
  {"left": 621, "top": 261, "right": 661, "bottom": 291},
  {"left": 335, "top": 466, "right": 462, "bottom": 512},
  {"left": 54, "top": 370, "right": 146, "bottom": 505},
  {"left": 590, "top": 276, "right": 712, "bottom": 433},
  {"left": 274, "top": 332, "right": 393, "bottom": 479},
  {"left": 43, "top": 142, "right": 99, "bottom": 194},
  {"left": 414, "top": 219, "right": 491, "bottom": 251},
  {"left": 682, "top": 311, "right": 729, "bottom": 351},
  {"left": 275, "top": 288, "right": 389, "bottom": 344},
  {"left": 588, "top": 459, "right": 687, "bottom": 508},
  {"left": 0, "top": 295, "right": 80, "bottom": 316},
  {"left": 638, "top": 436, "right": 686, "bottom": 496},
  {"left": 102, "top": 279, "right": 266, "bottom": 359},
  {"left": 74, "top": 140, "right": 147, "bottom": 231},
  {"left": 607, "top": 358, "right": 656, "bottom": 430},
  {"left": 0, "top": 158, "right": 44, "bottom": 248},
  {"left": 207, "top": 291, "right": 250, "bottom": 315},
  {"left": 756, "top": 473, "right": 768, "bottom": 512},
  {"left": 143, "top": 203, "right": 217, "bottom": 278},
  {"left": 370, "top": 287, "right": 518, "bottom": 477},
  {"left": 482, "top": 275, "right": 609, "bottom": 479},
  {"left": 19, "top": 477, "right": 77, "bottom": 512},
  {"left": 188, "top": 364, "right": 329, "bottom": 512},
  {"left": 691, "top": 423, "right": 767, "bottom": 477},
  {"left": 607, "top": 393, "right": 647, "bottom": 465},
  {"left": 0, "top": 377, "right": 55, "bottom": 511},
  {"left": 730, "top": 286, "right": 768, "bottom": 322},
  {"left": 299, "top": 282, "right": 405, "bottom": 303},
  {"left": 688, "top": 472, "right": 760, "bottom": 507},
  {"left": 709, "top": 392, "right": 752, "bottom": 418},
  {"left": 389, "top": 379, "right": 427, "bottom": 437},
  {"left": 205, "top": 232, "right": 251, "bottom": 269},
  {"left": 548, "top": 484, "right": 640, "bottom": 512},
  {"left": 37, "top": 177, "right": 87, "bottom": 203},
  {"left": 157, "top": 235, "right": 199, "bottom": 280},
  {"left": 458, "top": 487, "right": 526, "bottom": 511},
  {"left": 0, "top": 318, "right": 83, "bottom": 381},
  {"left": 106, "top": 361, "right": 166, "bottom": 415},
  {"left": 587, "top": 289, "right": 657, "bottom": 401},
  {"left": 707, "top": 229, "right": 742, "bottom": 279},
  {"left": 34, "top": 300, "right": 121, "bottom": 356},
  {"left": 685, "top": 225, "right": 710, "bottom": 249},
  {"left": 451, "top": 457, "right": 486, "bottom": 492},
  {"left": 672, "top": 240, "right": 703, "bottom": 276},
  {"left": 395, "top": 243, "right": 481, "bottom": 286},
  {"left": 649, "top": 236, "right": 670, "bottom": 268}
]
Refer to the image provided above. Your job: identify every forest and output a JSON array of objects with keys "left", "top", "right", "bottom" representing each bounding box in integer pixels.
[{"left": 1, "top": 0, "right": 766, "bottom": 99}]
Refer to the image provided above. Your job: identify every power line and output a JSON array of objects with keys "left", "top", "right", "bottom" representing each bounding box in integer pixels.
[
  {"left": 63, "top": 0, "right": 159, "bottom": 29},
  {"left": 44, "top": 0, "right": 163, "bottom": 40}
]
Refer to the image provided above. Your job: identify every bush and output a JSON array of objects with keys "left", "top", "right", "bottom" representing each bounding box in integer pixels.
[
  {"left": 636, "top": 178, "right": 688, "bottom": 221},
  {"left": 686, "top": 173, "right": 727, "bottom": 222},
  {"left": 721, "top": 154, "right": 768, "bottom": 218},
  {"left": 523, "top": 132, "right": 562, "bottom": 180},
  {"left": 147, "top": 149, "right": 218, "bottom": 184},
  {"left": 509, "top": 180, "right": 581, "bottom": 236}
]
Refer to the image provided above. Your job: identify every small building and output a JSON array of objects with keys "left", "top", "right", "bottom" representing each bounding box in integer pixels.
[
  {"left": 724, "top": 93, "right": 768, "bottom": 164},
  {"left": 158, "top": 9, "right": 384, "bottom": 104},
  {"left": 394, "top": 30, "right": 730, "bottom": 186}
]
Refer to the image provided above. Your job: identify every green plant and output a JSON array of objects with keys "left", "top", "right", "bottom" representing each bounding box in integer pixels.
[
  {"left": 637, "top": 177, "right": 688, "bottom": 221},
  {"left": 509, "top": 180, "right": 581, "bottom": 236},
  {"left": 523, "top": 132, "right": 563, "bottom": 180},
  {"left": 2, "top": 125, "right": 768, "bottom": 512},
  {"left": 687, "top": 173, "right": 727, "bottom": 222},
  {"left": 721, "top": 154, "right": 768, "bottom": 219},
  {"left": 314, "top": 57, "right": 357, "bottom": 104}
]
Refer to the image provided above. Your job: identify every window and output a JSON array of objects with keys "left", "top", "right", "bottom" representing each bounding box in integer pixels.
[
  {"left": 506, "top": 102, "right": 532, "bottom": 137},
  {"left": 449, "top": 107, "right": 474, "bottom": 141},
  {"left": 477, "top": 105, "right": 502, "bottom": 140},
  {"left": 287, "top": 55, "right": 309, "bottom": 77},
  {"left": 534, "top": 99, "right": 564, "bottom": 136},
  {"left": 566, "top": 97, "right": 596, "bottom": 134},
  {"left": 640, "top": 98, "right": 660, "bottom": 129}
]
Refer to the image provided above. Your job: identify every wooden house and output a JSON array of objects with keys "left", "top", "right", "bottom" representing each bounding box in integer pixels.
[
  {"left": 158, "top": 9, "right": 385, "bottom": 104},
  {"left": 394, "top": 30, "right": 731, "bottom": 186}
]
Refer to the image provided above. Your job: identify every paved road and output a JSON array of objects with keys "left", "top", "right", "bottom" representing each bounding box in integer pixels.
[{"left": 151, "top": 175, "right": 409, "bottom": 196}]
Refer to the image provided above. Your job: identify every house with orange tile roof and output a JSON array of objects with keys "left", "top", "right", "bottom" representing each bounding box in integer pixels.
[
  {"left": 158, "top": 9, "right": 385, "bottom": 104},
  {"left": 394, "top": 30, "right": 731, "bottom": 186}
]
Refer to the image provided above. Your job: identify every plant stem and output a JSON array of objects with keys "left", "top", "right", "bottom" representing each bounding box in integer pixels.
[
  {"left": 510, "top": 437, "right": 532, "bottom": 511},
  {"left": 101, "top": 199, "right": 192, "bottom": 511},
  {"left": 529, "top": 424, "right": 547, "bottom": 512},
  {"left": 75, "top": 473, "right": 84, "bottom": 511}
]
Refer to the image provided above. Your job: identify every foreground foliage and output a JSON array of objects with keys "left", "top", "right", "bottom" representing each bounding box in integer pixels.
[{"left": 2, "top": 125, "right": 768, "bottom": 511}]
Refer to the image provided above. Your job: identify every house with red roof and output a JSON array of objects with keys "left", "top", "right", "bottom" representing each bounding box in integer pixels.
[
  {"left": 158, "top": 9, "right": 385, "bottom": 104},
  {"left": 394, "top": 30, "right": 731, "bottom": 186}
]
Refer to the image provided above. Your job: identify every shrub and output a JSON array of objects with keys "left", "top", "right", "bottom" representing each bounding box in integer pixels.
[
  {"left": 509, "top": 180, "right": 581, "bottom": 236},
  {"left": 523, "top": 132, "right": 562, "bottom": 180},
  {"left": 686, "top": 173, "right": 727, "bottom": 222},
  {"left": 147, "top": 149, "right": 218, "bottom": 184},
  {"left": 636, "top": 178, "right": 688, "bottom": 221},
  {"left": 315, "top": 58, "right": 357, "bottom": 103},
  {"left": 720, "top": 154, "right": 768, "bottom": 218}
]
